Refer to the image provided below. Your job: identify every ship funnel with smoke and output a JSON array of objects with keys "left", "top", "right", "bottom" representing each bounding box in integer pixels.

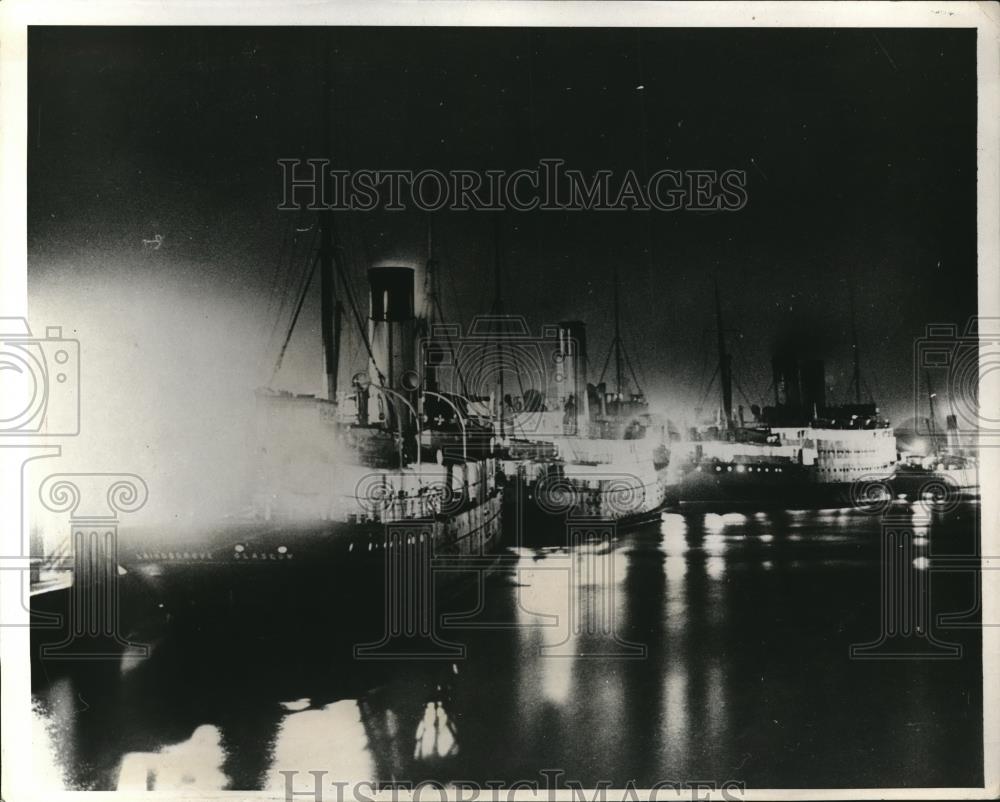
[{"left": 366, "top": 265, "right": 417, "bottom": 428}]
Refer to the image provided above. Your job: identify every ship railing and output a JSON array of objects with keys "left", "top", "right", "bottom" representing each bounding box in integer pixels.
[{"left": 337, "top": 463, "right": 499, "bottom": 524}]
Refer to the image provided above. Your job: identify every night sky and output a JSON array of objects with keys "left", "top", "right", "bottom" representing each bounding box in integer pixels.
[{"left": 28, "top": 26, "right": 977, "bottom": 447}]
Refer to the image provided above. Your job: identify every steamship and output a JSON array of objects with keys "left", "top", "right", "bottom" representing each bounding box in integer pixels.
[
  {"left": 501, "top": 268, "right": 673, "bottom": 531},
  {"left": 116, "top": 75, "right": 503, "bottom": 616},
  {"left": 676, "top": 288, "right": 897, "bottom": 509},
  {"left": 118, "top": 255, "right": 505, "bottom": 618}
]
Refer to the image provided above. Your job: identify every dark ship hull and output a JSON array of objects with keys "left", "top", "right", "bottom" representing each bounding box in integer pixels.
[
  {"left": 888, "top": 462, "right": 979, "bottom": 503},
  {"left": 677, "top": 461, "right": 867, "bottom": 510},
  {"left": 504, "top": 449, "right": 672, "bottom": 541},
  {"left": 676, "top": 420, "right": 898, "bottom": 511},
  {"left": 502, "top": 468, "right": 670, "bottom": 547},
  {"left": 117, "top": 490, "right": 504, "bottom": 626}
]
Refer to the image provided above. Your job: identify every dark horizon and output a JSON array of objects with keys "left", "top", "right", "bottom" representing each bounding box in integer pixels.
[{"left": 28, "top": 26, "right": 978, "bottom": 428}]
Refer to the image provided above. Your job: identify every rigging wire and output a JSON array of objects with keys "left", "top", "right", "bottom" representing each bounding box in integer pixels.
[
  {"left": 732, "top": 374, "right": 758, "bottom": 411},
  {"left": 625, "top": 327, "right": 650, "bottom": 396},
  {"left": 694, "top": 329, "right": 712, "bottom": 407},
  {"left": 270, "top": 250, "right": 320, "bottom": 384},
  {"left": 261, "top": 213, "right": 292, "bottom": 340},
  {"left": 278, "top": 225, "right": 320, "bottom": 349},
  {"left": 440, "top": 237, "right": 468, "bottom": 338},
  {"left": 621, "top": 341, "right": 644, "bottom": 399},
  {"left": 334, "top": 239, "right": 386, "bottom": 386},
  {"left": 429, "top": 244, "right": 472, "bottom": 399},
  {"left": 264, "top": 224, "right": 317, "bottom": 361},
  {"left": 697, "top": 364, "right": 720, "bottom": 412},
  {"left": 261, "top": 224, "right": 318, "bottom": 384},
  {"left": 338, "top": 213, "right": 364, "bottom": 374}
]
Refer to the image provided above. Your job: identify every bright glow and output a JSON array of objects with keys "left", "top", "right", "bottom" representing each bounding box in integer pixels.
[
  {"left": 515, "top": 552, "right": 576, "bottom": 705},
  {"left": 29, "top": 267, "right": 275, "bottom": 529},
  {"left": 664, "top": 556, "right": 687, "bottom": 583},
  {"left": 31, "top": 686, "right": 72, "bottom": 790},
  {"left": 415, "top": 701, "right": 459, "bottom": 759},
  {"left": 660, "top": 513, "right": 687, "bottom": 541},
  {"left": 540, "top": 652, "right": 574, "bottom": 705},
  {"left": 661, "top": 668, "right": 689, "bottom": 764},
  {"left": 118, "top": 725, "right": 228, "bottom": 791},
  {"left": 704, "top": 513, "right": 725, "bottom": 534},
  {"left": 265, "top": 700, "right": 374, "bottom": 789},
  {"left": 703, "top": 533, "right": 727, "bottom": 557},
  {"left": 706, "top": 556, "right": 726, "bottom": 579}
]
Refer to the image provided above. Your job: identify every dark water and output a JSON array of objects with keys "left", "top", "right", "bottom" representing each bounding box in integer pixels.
[{"left": 31, "top": 502, "right": 983, "bottom": 791}]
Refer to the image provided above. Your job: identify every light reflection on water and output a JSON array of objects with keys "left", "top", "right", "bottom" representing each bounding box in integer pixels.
[
  {"left": 117, "top": 724, "right": 228, "bottom": 791},
  {"left": 31, "top": 503, "right": 983, "bottom": 790},
  {"left": 264, "top": 700, "right": 375, "bottom": 792},
  {"left": 514, "top": 547, "right": 576, "bottom": 707}
]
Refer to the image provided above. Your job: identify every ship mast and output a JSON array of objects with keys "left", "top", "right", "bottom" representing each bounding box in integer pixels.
[
  {"left": 925, "top": 370, "right": 940, "bottom": 456},
  {"left": 714, "top": 281, "right": 734, "bottom": 429},
  {"left": 492, "top": 216, "right": 505, "bottom": 440},
  {"left": 598, "top": 262, "right": 644, "bottom": 412},
  {"left": 849, "top": 284, "right": 862, "bottom": 406},
  {"left": 319, "top": 44, "right": 340, "bottom": 402},
  {"left": 613, "top": 263, "right": 624, "bottom": 399},
  {"left": 423, "top": 215, "right": 470, "bottom": 399},
  {"left": 424, "top": 215, "right": 438, "bottom": 392}
]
